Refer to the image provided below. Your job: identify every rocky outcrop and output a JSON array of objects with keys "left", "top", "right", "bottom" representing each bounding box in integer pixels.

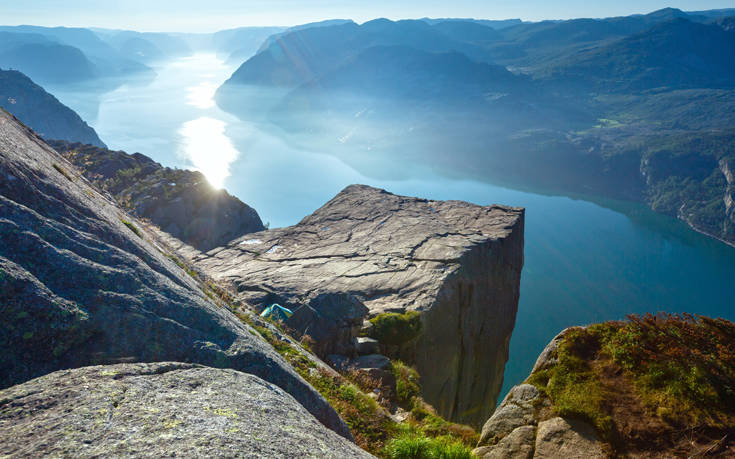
[
  {"left": 0, "top": 362, "right": 372, "bottom": 458},
  {"left": 48, "top": 140, "right": 264, "bottom": 251},
  {"left": 192, "top": 184, "right": 525, "bottom": 426},
  {"left": 0, "top": 109, "right": 349, "bottom": 439},
  {"left": 474, "top": 367, "right": 605, "bottom": 459},
  {"left": 0, "top": 69, "right": 104, "bottom": 147}
]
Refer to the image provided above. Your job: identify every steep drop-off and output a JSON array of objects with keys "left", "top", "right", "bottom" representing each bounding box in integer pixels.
[
  {"left": 0, "top": 108, "right": 350, "bottom": 440},
  {"left": 191, "top": 184, "right": 525, "bottom": 427}
]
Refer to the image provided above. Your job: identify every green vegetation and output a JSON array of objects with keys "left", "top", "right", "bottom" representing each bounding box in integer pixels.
[
  {"left": 119, "top": 218, "right": 142, "bottom": 238},
  {"left": 393, "top": 360, "right": 420, "bottom": 404},
  {"left": 385, "top": 431, "right": 473, "bottom": 459},
  {"left": 528, "top": 314, "right": 735, "bottom": 447},
  {"left": 601, "top": 313, "right": 735, "bottom": 426},
  {"left": 52, "top": 163, "right": 73, "bottom": 181},
  {"left": 367, "top": 311, "right": 422, "bottom": 346},
  {"left": 236, "top": 312, "right": 476, "bottom": 457}
]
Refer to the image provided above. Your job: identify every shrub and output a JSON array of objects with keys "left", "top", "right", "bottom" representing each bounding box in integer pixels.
[{"left": 368, "top": 311, "right": 422, "bottom": 346}]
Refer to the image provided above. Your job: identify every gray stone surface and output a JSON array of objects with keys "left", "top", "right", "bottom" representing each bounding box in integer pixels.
[
  {"left": 285, "top": 292, "right": 367, "bottom": 357},
  {"left": 474, "top": 425, "right": 536, "bottom": 459},
  {"left": 478, "top": 384, "right": 540, "bottom": 446},
  {"left": 534, "top": 417, "right": 605, "bottom": 459},
  {"left": 0, "top": 363, "right": 374, "bottom": 458},
  {"left": 355, "top": 337, "right": 380, "bottom": 355},
  {"left": 0, "top": 110, "right": 350, "bottom": 439},
  {"left": 193, "top": 184, "right": 525, "bottom": 426},
  {"left": 531, "top": 329, "right": 570, "bottom": 374}
]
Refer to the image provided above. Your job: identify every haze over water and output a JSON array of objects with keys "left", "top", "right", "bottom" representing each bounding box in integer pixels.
[{"left": 49, "top": 52, "right": 735, "bottom": 399}]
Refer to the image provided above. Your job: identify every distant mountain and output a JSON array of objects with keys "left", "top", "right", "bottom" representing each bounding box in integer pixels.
[
  {"left": 486, "top": 8, "right": 719, "bottom": 70},
  {"left": 93, "top": 29, "right": 192, "bottom": 63},
  {"left": 430, "top": 21, "right": 503, "bottom": 44},
  {"left": 211, "top": 26, "right": 286, "bottom": 63},
  {"left": 299, "top": 45, "right": 523, "bottom": 100},
  {"left": 421, "top": 18, "right": 523, "bottom": 30},
  {"left": 0, "top": 69, "right": 104, "bottom": 146},
  {"left": 545, "top": 18, "right": 735, "bottom": 91},
  {"left": 222, "top": 19, "right": 498, "bottom": 90},
  {"left": 0, "top": 41, "right": 96, "bottom": 84},
  {"left": 0, "top": 25, "right": 151, "bottom": 83}
]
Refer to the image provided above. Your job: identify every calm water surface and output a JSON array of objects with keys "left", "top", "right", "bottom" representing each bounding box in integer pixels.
[{"left": 49, "top": 53, "right": 735, "bottom": 399}]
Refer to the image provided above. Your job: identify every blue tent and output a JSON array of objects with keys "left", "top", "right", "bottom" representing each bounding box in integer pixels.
[{"left": 260, "top": 304, "right": 293, "bottom": 322}]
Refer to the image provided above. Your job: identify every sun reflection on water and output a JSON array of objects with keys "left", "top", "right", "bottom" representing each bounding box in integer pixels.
[
  {"left": 178, "top": 117, "right": 239, "bottom": 188},
  {"left": 185, "top": 82, "right": 218, "bottom": 109}
]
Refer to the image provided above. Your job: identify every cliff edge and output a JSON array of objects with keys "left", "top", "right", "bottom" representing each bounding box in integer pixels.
[{"left": 192, "top": 184, "right": 525, "bottom": 427}]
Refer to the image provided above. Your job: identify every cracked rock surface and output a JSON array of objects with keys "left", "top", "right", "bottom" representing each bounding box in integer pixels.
[
  {"left": 0, "top": 362, "right": 373, "bottom": 458},
  {"left": 0, "top": 109, "right": 350, "bottom": 440},
  {"left": 193, "top": 184, "right": 525, "bottom": 426}
]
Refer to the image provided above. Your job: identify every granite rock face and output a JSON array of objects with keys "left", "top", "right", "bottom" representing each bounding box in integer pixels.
[
  {"left": 0, "top": 362, "right": 372, "bottom": 458},
  {"left": 193, "top": 184, "right": 525, "bottom": 426},
  {"left": 49, "top": 140, "right": 264, "bottom": 251},
  {"left": 0, "top": 110, "right": 349, "bottom": 439}
]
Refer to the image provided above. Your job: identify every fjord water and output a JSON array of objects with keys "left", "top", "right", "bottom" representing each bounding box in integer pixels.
[{"left": 49, "top": 53, "right": 735, "bottom": 399}]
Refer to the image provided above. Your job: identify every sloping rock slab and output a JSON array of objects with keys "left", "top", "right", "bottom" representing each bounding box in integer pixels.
[
  {"left": 0, "top": 110, "right": 349, "bottom": 439},
  {"left": 0, "top": 363, "right": 373, "bottom": 458},
  {"left": 193, "top": 184, "right": 524, "bottom": 426}
]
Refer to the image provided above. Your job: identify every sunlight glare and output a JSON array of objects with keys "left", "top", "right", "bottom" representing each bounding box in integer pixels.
[
  {"left": 186, "top": 82, "right": 217, "bottom": 109},
  {"left": 178, "top": 117, "right": 239, "bottom": 188}
]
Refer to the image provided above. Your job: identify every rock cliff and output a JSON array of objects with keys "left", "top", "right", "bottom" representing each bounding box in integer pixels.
[
  {"left": 48, "top": 140, "right": 264, "bottom": 251},
  {"left": 0, "top": 363, "right": 372, "bottom": 458},
  {"left": 0, "top": 108, "right": 350, "bottom": 439},
  {"left": 192, "top": 184, "right": 525, "bottom": 427}
]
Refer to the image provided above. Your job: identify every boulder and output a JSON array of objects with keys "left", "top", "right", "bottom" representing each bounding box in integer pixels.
[
  {"left": 0, "top": 362, "right": 373, "bottom": 458},
  {"left": 355, "top": 337, "right": 380, "bottom": 355},
  {"left": 473, "top": 425, "right": 535, "bottom": 459},
  {"left": 534, "top": 417, "right": 605, "bottom": 459},
  {"left": 478, "top": 384, "right": 540, "bottom": 446},
  {"left": 285, "top": 292, "right": 368, "bottom": 357},
  {"left": 193, "top": 184, "right": 525, "bottom": 426},
  {"left": 0, "top": 110, "right": 349, "bottom": 439}
]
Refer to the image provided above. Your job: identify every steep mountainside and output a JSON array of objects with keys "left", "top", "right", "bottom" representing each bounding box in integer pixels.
[
  {"left": 0, "top": 70, "right": 104, "bottom": 146},
  {"left": 544, "top": 18, "right": 735, "bottom": 91},
  {"left": 191, "top": 184, "right": 525, "bottom": 427},
  {"left": 475, "top": 314, "right": 735, "bottom": 458},
  {"left": 220, "top": 19, "right": 497, "bottom": 90},
  {"left": 0, "top": 108, "right": 350, "bottom": 440},
  {"left": 48, "top": 140, "right": 263, "bottom": 251}
]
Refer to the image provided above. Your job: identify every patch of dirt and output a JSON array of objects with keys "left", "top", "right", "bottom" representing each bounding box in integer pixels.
[{"left": 591, "top": 358, "right": 735, "bottom": 458}]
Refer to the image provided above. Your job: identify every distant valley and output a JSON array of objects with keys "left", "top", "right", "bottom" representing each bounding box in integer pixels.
[{"left": 218, "top": 8, "right": 735, "bottom": 246}]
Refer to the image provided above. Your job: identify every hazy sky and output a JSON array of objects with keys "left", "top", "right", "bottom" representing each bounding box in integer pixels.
[{"left": 2, "top": 0, "right": 734, "bottom": 32}]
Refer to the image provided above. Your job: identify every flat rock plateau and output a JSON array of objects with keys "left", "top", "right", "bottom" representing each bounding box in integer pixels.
[{"left": 193, "top": 184, "right": 525, "bottom": 426}]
